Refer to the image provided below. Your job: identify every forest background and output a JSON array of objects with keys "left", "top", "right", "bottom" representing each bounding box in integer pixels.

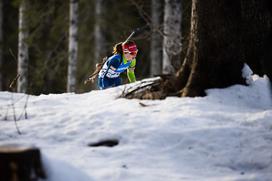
[{"left": 1, "top": 0, "right": 188, "bottom": 95}]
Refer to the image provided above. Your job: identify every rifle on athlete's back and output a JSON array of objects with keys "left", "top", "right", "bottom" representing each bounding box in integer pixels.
[
  {"left": 84, "top": 25, "right": 149, "bottom": 85},
  {"left": 84, "top": 56, "right": 108, "bottom": 84}
]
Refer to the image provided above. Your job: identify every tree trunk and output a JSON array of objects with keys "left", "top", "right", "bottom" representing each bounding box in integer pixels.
[
  {"left": 67, "top": 0, "right": 79, "bottom": 92},
  {"left": 17, "top": 0, "right": 29, "bottom": 93},
  {"left": 0, "top": 0, "right": 3, "bottom": 91},
  {"left": 92, "top": 0, "right": 107, "bottom": 90},
  {"left": 94, "top": 0, "right": 107, "bottom": 63},
  {"left": 0, "top": 144, "right": 46, "bottom": 181},
  {"left": 121, "top": 0, "right": 271, "bottom": 99},
  {"left": 150, "top": 0, "right": 163, "bottom": 76},
  {"left": 176, "top": 0, "right": 245, "bottom": 97},
  {"left": 162, "top": 0, "right": 182, "bottom": 74}
]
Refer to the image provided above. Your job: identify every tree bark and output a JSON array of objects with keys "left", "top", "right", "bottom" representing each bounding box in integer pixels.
[
  {"left": 0, "top": 144, "right": 46, "bottom": 181},
  {"left": 150, "top": 0, "right": 163, "bottom": 76},
  {"left": 17, "top": 0, "right": 29, "bottom": 93},
  {"left": 67, "top": 0, "right": 79, "bottom": 92},
  {"left": 163, "top": 0, "right": 182, "bottom": 74},
  {"left": 177, "top": 0, "right": 245, "bottom": 97}
]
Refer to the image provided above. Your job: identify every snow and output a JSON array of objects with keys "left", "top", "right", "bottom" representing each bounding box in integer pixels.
[{"left": 0, "top": 72, "right": 272, "bottom": 181}]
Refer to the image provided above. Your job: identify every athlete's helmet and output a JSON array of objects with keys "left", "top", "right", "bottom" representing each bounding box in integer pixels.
[{"left": 122, "top": 41, "right": 138, "bottom": 56}]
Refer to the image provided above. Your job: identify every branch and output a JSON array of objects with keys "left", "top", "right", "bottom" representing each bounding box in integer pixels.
[
  {"left": 129, "top": 0, "right": 152, "bottom": 27},
  {"left": 10, "top": 93, "right": 22, "bottom": 135},
  {"left": 9, "top": 74, "right": 20, "bottom": 91},
  {"left": 18, "top": 95, "right": 30, "bottom": 120}
]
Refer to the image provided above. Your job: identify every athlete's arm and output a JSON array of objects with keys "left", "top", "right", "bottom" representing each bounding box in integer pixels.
[{"left": 127, "top": 59, "right": 136, "bottom": 83}]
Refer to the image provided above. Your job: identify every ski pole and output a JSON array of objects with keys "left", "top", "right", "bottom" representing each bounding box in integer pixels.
[
  {"left": 123, "top": 31, "right": 136, "bottom": 44},
  {"left": 123, "top": 25, "right": 149, "bottom": 43}
]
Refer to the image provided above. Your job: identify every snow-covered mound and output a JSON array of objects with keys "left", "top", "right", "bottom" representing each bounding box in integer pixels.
[{"left": 0, "top": 74, "right": 271, "bottom": 181}]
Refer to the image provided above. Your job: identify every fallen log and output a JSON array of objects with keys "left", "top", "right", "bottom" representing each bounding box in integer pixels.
[{"left": 120, "top": 76, "right": 178, "bottom": 99}]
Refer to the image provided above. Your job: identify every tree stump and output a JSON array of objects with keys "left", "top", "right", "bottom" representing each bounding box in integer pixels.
[{"left": 0, "top": 144, "right": 46, "bottom": 181}]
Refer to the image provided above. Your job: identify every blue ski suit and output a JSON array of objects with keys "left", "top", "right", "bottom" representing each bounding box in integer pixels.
[{"left": 98, "top": 54, "right": 136, "bottom": 89}]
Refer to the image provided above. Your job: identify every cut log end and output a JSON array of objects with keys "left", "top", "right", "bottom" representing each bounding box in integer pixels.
[{"left": 0, "top": 144, "right": 46, "bottom": 181}]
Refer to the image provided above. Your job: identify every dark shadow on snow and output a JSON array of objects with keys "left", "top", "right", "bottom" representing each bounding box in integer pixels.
[{"left": 88, "top": 139, "right": 119, "bottom": 147}]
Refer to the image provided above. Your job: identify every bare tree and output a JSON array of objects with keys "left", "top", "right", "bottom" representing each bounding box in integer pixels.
[
  {"left": 150, "top": 0, "right": 163, "bottom": 76},
  {"left": 163, "top": 0, "right": 182, "bottom": 74},
  {"left": 67, "top": 0, "right": 79, "bottom": 92}
]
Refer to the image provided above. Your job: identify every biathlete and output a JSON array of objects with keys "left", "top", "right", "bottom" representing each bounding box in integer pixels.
[{"left": 98, "top": 41, "right": 138, "bottom": 89}]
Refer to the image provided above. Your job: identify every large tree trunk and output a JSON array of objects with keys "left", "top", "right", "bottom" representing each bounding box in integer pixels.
[
  {"left": 176, "top": 0, "right": 245, "bottom": 97},
  {"left": 0, "top": 0, "right": 3, "bottom": 91},
  {"left": 150, "top": 0, "right": 163, "bottom": 76},
  {"left": 17, "top": 0, "right": 29, "bottom": 93},
  {"left": 162, "top": 0, "right": 182, "bottom": 74},
  {"left": 67, "top": 0, "right": 79, "bottom": 92}
]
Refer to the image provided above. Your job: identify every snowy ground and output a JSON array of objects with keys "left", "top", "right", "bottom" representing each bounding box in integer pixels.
[{"left": 0, "top": 74, "right": 272, "bottom": 181}]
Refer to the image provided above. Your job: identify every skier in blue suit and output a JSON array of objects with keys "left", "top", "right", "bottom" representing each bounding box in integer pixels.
[{"left": 98, "top": 41, "right": 138, "bottom": 89}]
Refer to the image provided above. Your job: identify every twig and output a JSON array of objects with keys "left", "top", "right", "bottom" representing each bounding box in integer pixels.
[
  {"left": 139, "top": 102, "right": 149, "bottom": 107},
  {"left": 8, "top": 48, "right": 20, "bottom": 91},
  {"left": 129, "top": 0, "right": 166, "bottom": 38},
  {"left": 5, "top": 48, "right": 27, "bottom": 134},
  {"left": 18, "top": 95, "right": 30, "bottom": 120},
  {"left": 10, "top": 93, "right": 22, "bottom": 135},
  {"left": 9, "top": 74, "right": 20, "bottom": 90},
  {"left": 9, "top": 48, "right": 17, "bottom": 62},
  {"left": 129, "top": 0, "right": 152, "bottom": 27}
]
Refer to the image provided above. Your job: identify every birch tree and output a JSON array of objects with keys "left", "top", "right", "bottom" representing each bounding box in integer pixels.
[
  {"left": 17, "top": 0, "right": 29, "bottom": 93},
  {"left": 150, "top": 0, "right": 163, "bottom": 76},
  {"left": 67, "top": 0, "right": 79, "bottom": 92},
  {"left": 0, "top": 0, "right": 3, "bottom": 90},
  {"left": 163, "top": 0, "right": 182, "bottom": 75}
]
